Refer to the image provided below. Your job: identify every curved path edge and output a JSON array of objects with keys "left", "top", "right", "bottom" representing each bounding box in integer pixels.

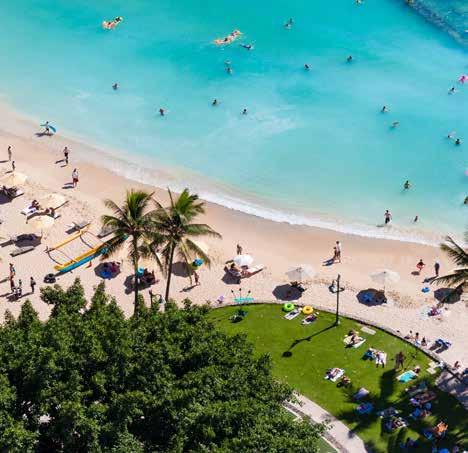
[{"left": 285, "top": 394, "right": 368, "bottom": 453}]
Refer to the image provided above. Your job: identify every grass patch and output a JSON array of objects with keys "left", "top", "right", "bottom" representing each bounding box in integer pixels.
[{"left": 209, "top": 304, "right": 467, "bottom": 452}]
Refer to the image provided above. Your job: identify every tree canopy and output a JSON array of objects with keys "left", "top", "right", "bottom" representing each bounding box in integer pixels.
[{"left": 0, "top": 280, "right": 325, "bottom": 452}]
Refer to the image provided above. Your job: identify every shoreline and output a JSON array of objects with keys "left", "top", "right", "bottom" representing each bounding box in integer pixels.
[
  {"left": 0, "top": 102, "right": 452, "bottom": 247},
  {"left": 0, "top": 100, "right": 467, "bottom": 366}
]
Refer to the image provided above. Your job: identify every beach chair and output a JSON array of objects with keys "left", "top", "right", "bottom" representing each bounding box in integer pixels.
[
  {"left": 284, "top": 308, "right": 300, "bottom": 320},
  {"left": 3, "top": 187, "right": 24, "bottom": 199},
  {"left": 397, "top": 370, "right": 417, "bottom": 383},
  {"left": 243, "top": 264, "right": 265, "bottom": 277},
  {"left": 423, "top": 421, "right": 448, "bottom": 440},
  {"left": 410, "top": 390, "right": 436, "bottom": 407},
  {"left": 385, "top": 416, "right": 407, "bottom": 432},
  {"left": 301, "top": 314, "right": 317, "bottom": 325},
  {"left": 72, "top": 220, "right": 90, "bottom": 230},
  {"left": 353, "top": 387, "right": 369, "bottom": 401},
  {"left": 356, "top": 402, "right": 374, "bottom": 415},
  {"left": 375, "top": 351, "right": 387, "bottom": 366},
  {"left": 410, "top": 407, "right": 431, "bottom": 420},
  {"left": 21, "top": 204, "right": 38, "bottom": 216},
  {"left": 10, "top": 245, "right": 35, "bottom": 256}
]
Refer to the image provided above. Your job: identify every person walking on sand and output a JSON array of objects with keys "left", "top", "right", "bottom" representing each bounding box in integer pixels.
[
  {"left": 194, "top": 271, "right": 200, "bottom": 286},
  {"left": 384, "top": 209, "right": 392, "bottom": 225},
  {"left": 416, "top": 259, "right": 425, "bottom": 274},
  {"left": 7, "top": 145, "right": 12, "bottom": 161},
  {"left": 335, "top": 240, "right": 342, "bottom": 263},
  {"left": 11, "top": 161, "right": 15, "bottom": 172},
  {"left": 63, "top": 147, "right": 70, "bottom": 165},
  {"left": 72, "top": 168, "right": 79, "bottom": 188},
  {"left": 236, "top": 244, "right": 243, "bottom": 255},
  {"left": 434, "top": 260, "right": 440, "bottom": 278},
  {"left": 30, "top": 276, "right": 36, "bottom": 293},
  {"left": 9, "top": 263, "right": 15, "bottom": 280},
  {"left": 18, "top": 279, "right": 22, "bottom": 297}
]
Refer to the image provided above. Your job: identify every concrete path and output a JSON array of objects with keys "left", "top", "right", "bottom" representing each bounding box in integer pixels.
[{"left": 286, "top": 394, "right": 368, "bottom": 453}]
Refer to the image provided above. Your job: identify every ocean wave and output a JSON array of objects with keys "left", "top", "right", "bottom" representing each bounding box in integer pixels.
[{"left": 407, "top": 0, "right": 468, "bottom": 46}]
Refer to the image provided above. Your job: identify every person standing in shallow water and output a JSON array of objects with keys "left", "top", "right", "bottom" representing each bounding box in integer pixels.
[{"left": 384, "top": 210, "right": 392, "bottom": 225}]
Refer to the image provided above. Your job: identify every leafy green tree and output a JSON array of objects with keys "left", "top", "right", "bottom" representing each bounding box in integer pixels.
[
  {"left": 434, "top": 231, "right": 467, "bottom": 291},
  {"left": 101, "top": 190, "right": 155, "bottom": 315},
  {"left": 150, "top": 188, "right": 221, "bottom": 301},
  {"left": 0, "top": 282, "right": 326, "bottom": 452}
]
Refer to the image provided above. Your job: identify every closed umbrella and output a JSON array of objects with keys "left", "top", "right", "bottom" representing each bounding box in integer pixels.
[
  {"left": 40, "top": 193, "right": 66, "bottom": 208},
  {"left": 370, "top": 269, "right": 400, "bottom": 291},
  {"left": 234, "top": 254, "right": 254, "bottom": 267},
  {"left": 286, "top": 265, "right": 316, "bottom": 282},
  {"left": 1, "top": 171, "right": 27, "bottom": 186}
]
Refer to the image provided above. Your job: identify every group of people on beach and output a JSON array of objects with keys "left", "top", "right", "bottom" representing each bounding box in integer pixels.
[{"left": 8, "top": 263, "right": 36, "bottom": 300}]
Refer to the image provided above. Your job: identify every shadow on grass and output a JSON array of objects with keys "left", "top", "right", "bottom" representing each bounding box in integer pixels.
[{"left": 282, "top": 323, "right": 336, "bottom": 357}]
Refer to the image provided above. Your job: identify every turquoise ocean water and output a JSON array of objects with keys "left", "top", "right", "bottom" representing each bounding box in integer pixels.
[{"left": 0, "top": 0, "right": 467, "bottom": 243}]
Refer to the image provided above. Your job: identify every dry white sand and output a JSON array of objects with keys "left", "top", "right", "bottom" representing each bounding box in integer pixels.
[{"left": 0, "top": 104, "right": 466, "bottom": 366}]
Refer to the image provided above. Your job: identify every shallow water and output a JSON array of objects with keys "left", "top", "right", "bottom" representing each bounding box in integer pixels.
[{"left": 0, "top": 0, "right": 467, "bottom": 242}]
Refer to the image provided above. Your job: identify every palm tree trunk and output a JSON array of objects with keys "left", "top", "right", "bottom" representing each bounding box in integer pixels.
[
  {"left": 165, "top": 243, "right": 175, "bottom": 302},
  {"left": 133, "top": 238, "right": 139, "bottom": 316}
]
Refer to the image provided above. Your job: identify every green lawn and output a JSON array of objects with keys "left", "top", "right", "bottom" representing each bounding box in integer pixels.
[{"left": 208, "top": 304, "right": 467, "bottom": 452}]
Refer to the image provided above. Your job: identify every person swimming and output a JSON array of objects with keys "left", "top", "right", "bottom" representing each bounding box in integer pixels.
[
  {"left": 226, "top": 66, "right": 233, "bottom": 75},
  {"left": 391, "top": 121, "right": 400, "bottom": 128},
  {"left": 241, "top": 44, "right": 253, "bottom": 50},
  {"left": 347, "top": 55, "right": 353, "bottom": 62},
  {"left": 404, "top": 180, "right": 411, "bottom": 190},
  {"left": 447, "top": 131, "right": 456, "bottom": 139},
  {"left": 212, "top": 99, "right": 219, "bottom": 106},
  {"left": 381, "top": 106, "right": 388, "bottom": 113},
  {"left": 455, "top": 138, "right": 461, "bottom": 145},
  {"left": 242, "top": 108, "right": 248, "bottom": 115},
  {"left": 449, "top": 86, "right": 456, "bottom": 94},
  {"left": 284, "top": 18, "right": 294, "bottom": 29},
  {"left": 159, "top": 108, "right": 165, "bottom": 116},
  {"left": 112, "top": 83, "right": 119, "bottom": 90},
  {"left": 304, "top": 64, "right": 310, "bottom": 70}
]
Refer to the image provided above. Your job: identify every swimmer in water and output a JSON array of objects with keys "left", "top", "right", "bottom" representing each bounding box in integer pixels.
[
  {"left": 112, "top": 83, "right": 119, "bottom": 90},
  {"left": 455, "top": 138, "right": 461, "bottom": 145},
  {"left": 347, "top": 55, "right": 353, "bottom": 62},
  {"left": 447, "top": 131, "right": 456, "bottom": 139},
  {"left": 304, "top": 64, "right": 310, "bottom": 70},
  {"left": 449, "top": 86, "right": 456, "bottom": 94},
  {"left": 159, "top": 108, "right": 165, "bottom": 116},
  {"left": 224, "top": 60, "right": 231, "bottom": 66},
  {"left": 404, "top": 180, "right": 411, "bottom": 190},
  {"left": 241, "top": 44, "right": 253, "bottom": 50},
  {"left": 414, "top": 215, "right": 419, "bottom": 222},
  {"left": 284, "top": 18, "right": 294, "bottom": 29},
  {"left": 226, "top": 66, "right": 233, "bottom": 74},
  {"left": 242, "top": 108, "right": 248, "bottom": 115},
  {"left": 464, "top": 196, "right": 468, "bottom": 205},
  {"left": 391, "top": 121, "right": 400, "bottom": 128},
  {"left": 381, "top": 106, "right": 388, "bottom": 113},
  {"left": 212, "top": 99, "right": 219, "bottom": 106},
  {"left": 356, "top": 0, "right": 363, "bottom": 4}
]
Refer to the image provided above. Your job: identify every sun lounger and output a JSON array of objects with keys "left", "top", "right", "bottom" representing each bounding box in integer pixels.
[
  {"left": 398, "top": 370, "right": 417, "bottom": 383},
  {"left": 385, "top": 416, "right": 407, "bottom": 432},
  {"left": 377, "top": 407, "right": 399, "bottom": 418},
  {"left": 423, "top": 421, "right": 448, "bottom": 440},
  {"left": 344, "top": 335, "right": 366, "bottom": 348},
  {"left": 410, "top": 391, "right": 436, "bottom": 406},
  {"left": 284, "top": 308, "right": 300, "bottom": 320},
  {"left": 410, "top": 407, "right": 431, "bottom": 419},
  {"left": 10, "top": 245, "right": 35, "bottom": 256},
  {"left": 375, "top": 352, "right": 387, "bottom": 366},
  {"left": 73, "top": 220, "right": 90, "bottom": 230},
  {"left": 242, "top": 264, "right": 265, "bottom": 277},
  {"left": 302, "top": 314, "right": 317, "bottom": 325},
  {"left": 353, "top": 387, "right": 369, "bottom": 401},
  {"left": 21, "top": 204, "right": 38, "bottom": 216},
  {"left": 10, "top": 233, "right": 39, "bottom": 243},
  {"left": 405, "top": 381, "right": 427, "bottom": 397},
  {"left": 356, "top": 402, "right": 374, "bottom": 415},
  {"left": 1, "top": 186, "right": 24, "bottom": 199},
  {"left": 325, "top": 368, "right": 345, "bottom": 382}
]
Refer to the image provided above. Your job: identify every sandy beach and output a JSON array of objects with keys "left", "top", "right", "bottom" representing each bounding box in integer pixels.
[{"left": 0, "top": 103, "right": 466, "bottom": 366}]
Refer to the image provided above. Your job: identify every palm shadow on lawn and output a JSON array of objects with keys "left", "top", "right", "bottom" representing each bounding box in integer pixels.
[{"left": 282, "top": 323, "right": 336, "bottom": 357}]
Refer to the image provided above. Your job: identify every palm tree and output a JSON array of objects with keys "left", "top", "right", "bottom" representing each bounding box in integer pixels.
[
  {"left": 101, "top": 190, "right": 155, "bottom": 314},
  {"left": 433, "top": 231, "right": 468, "bottom": 293},
  {"left": 149, "top": 188, "right": 221, "bottom": 301}
]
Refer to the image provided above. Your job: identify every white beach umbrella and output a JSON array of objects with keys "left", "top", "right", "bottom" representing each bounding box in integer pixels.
[
  {"left": 28, "top": 215, "right": 54, "bottom": 232},
  {"left": 1, "top": 171, "right": 27, "bottom": 186},
  {"left": 40, "top": 193, "right": 66, "bottom": 208},
  {"left": 370, "top": 269, "right": 400, "bottom": 291},
  {"left": 286, "top": 265, "right": 316, "bottom": 282},
  {"left": 234, "top": 254, "right": 254, "bottom": 267}
]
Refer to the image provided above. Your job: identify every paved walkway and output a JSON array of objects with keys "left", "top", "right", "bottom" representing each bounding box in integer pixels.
[{"left": 286, "top": 394, "right": 368, "bottom": 453}]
